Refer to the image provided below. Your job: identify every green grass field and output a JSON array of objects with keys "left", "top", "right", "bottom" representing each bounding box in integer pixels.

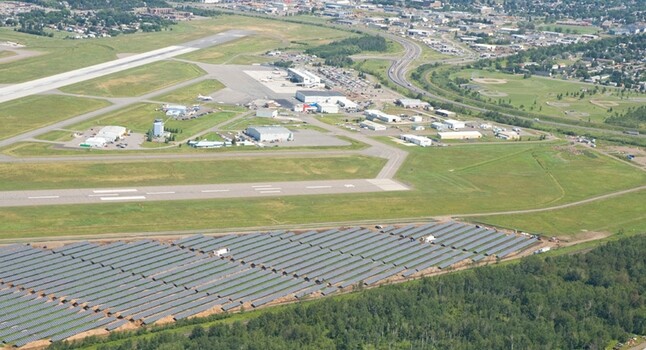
[
  {"left": 181, "top": 36, "right": 282, "bottom": 65},
  {"left": 470, "top": 190, "right": 646, "bottom": 237},
  {"left": 537, "top": 24, "right": 601, "bottom": 35},
  {"left": 453, "top": 69, "right": 643, "bottom": 123},
  {"left": 69, "top": 103, "right": 239, "bottom": 138},
  {"left": 0, "top": 15, "right": 351, "bottom": 83},
  {"left": 0, "top": 155, "right": 384, "bottom": 191},
  {"left": 152, "top": 79, "right": 225, "bottom": 105},
  {"left": 60, "top": 61, "right": 205, "bottom": 97},
  {"left": 1, "top": 142, "right": 644, "bottom": 239},
  {"left": 0, "top": 95, "right": 111, "bottom": 140},
  {"left": 0, "top": 50, "right": 16, "bottom": 59},
  {"left": 34, "top": 130, "right": 75, "bottom": 142}
]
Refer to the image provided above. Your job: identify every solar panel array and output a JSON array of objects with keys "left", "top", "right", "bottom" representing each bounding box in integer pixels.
[{"left": 0, "top": 221, "right": 537, "bottom": 347}]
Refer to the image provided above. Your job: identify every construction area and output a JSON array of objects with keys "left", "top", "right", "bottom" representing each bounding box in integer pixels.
[{"left": 0, "top": 221, "right": 541, "bottom": 348}]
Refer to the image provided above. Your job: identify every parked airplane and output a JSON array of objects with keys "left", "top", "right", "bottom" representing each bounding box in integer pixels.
[{"left": 197, "top": 94, "right": 213, "bottom": 101}]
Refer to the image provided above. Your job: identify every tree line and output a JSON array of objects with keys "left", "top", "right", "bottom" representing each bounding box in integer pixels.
[
  {"left": 50, "top": 235, "right": 646, "bottom": 350},
  {"left": 305, "top": 35, "right": 387, "bottom": 68}
]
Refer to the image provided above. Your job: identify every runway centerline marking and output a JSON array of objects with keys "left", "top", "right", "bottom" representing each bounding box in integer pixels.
[
  {"left": 252, "top": 185, "right": 273, "bottom": 188},
  {"left": 93, "top": 189, "right": 137, "bottom": 194},
  {"left": 89, "top": 193, "right": 118, "bottom": 197},
  {"left": 201, "top": 189, "right": 230, "bottom": 193},
  {"left": 100, "top": 196, "right": 146, "bottom": 201},
  {"left": 147, "top": 191, "right": 175, "bottom": 195},
  {"left": 28, "top": 195, "right": 59, "bottom": 199},
  {"left": 306, "top": 186, "right": 332, "bottom": 189},
  {"left": 259, "top": 190, "right": 281, "bottom": 194}
]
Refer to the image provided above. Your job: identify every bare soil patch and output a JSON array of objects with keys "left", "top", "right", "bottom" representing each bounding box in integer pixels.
[
  {"left": 480, "top": 90, "right": 508, "bottom": 97},
  {"left": 472, "top": 78, "right": 507, "bottom": 84},
  {"left": 558, "top": 230, "right": 611, "bottom": 245},
  {"left": 590, "top": 99, "right": 619, "bottom": 108},
  {"left": 546, "top": 101, "right": 571, "bottom": 107}
]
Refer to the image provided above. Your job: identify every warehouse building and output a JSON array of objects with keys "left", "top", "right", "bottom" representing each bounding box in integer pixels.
[
  {"left": 436, "top": 109, "right": 457, "bottom": 118},
  {"left": 438, "top": 131, "right": 482, "bottom": 140},
  {"left": 496, "top": 131, "right": 520, "bottom": 140},
  {"left": 316, "top": 103, "right": 339, "bottom": 114},
  {"left": 360, "top": 120, "right": 387, "bottom": 131},
  {"left": 245, "top": 126, "right": 294, "bottom": 142},
  {"left": 288, "top": 68, "right": 321, "bottom": 86},
  {"left": 97, "top": 126, "right": 127, "bottom": 142},
  {"left": 400, "top": 134, "right": 432, "bottom": 147},
  {"left": 295, "top": 90, "right": 345, "bottom": 104},
  {"left": 364, "top": 109, "right": 401, "bottom": 123},
  {"left": 444, "top": 119, "right": 465, "bottom": 130},
  {"left": 80, "top": 137, "right": 107, "bottom": 148},
  {"left": 397, "top": 98, "right": 430, "bottom": 109}
]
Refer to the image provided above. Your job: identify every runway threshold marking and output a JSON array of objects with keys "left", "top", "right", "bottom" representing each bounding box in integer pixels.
[
  {"left": 201, "top": 189, "right": 230, "bottom": 193},
  {"left": 28, "top": 195, "right": 60, "bottom": 199},
  {"left": 93, "top": 189, "right": 138, "bottom": 194},
  {"left": 306, "top": 186, "right": 332, "bottom": 189},
  {"left": 100, "top": 196, "right": 146, "bottom": 201}
]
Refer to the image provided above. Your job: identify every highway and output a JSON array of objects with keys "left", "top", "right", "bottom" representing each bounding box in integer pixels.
[
  {"left": 382, "top": 33, "right": 644, "bottom": 138},
  {"left": 0, "top": 179, "right": 409, "bottom": 207},
  {"left": 0, "top": 29, "right": 249, "bottom": 105}
]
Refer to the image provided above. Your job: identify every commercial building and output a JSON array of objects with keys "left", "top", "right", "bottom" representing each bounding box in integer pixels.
[
  {"left": 397, "top": 98, "right": 430, "bottom": 109},
  {"left": 360, "top": 120, "right": 387, "bottom": 131},
  {"left": 256, "top": 108, "right": 278, "bottom": 118},
  {"left": 438, "top": 131, "right": 483, "bottom": 140},
  {"left": 364, "top": 109, "right": 401, "bottom": 123},
  {"left": 153, "top": 119, "right": 164, "bottom": 137},
  {"left": 431, "top": 121, "right": 446, "bottom": 130},
  {"left": 80, "top": 137, "right": 107, "bottom": 148},
  {"left": 443, "top": 119, "right": 465, "bottom": 130},
  {"left": 163, "top": 104, "right": 187, "bottom": 117},
  {"left": 496, "top": 131, "right": 520, "bottom": 140},
  {"left": 400, "top": 134, "right": 432, "bottom": 147},
  {"left": 336, "top": 97, "right": 358, "bottom": 111},
  {"left": 295, "top": 90, "right": 345, "bottom": 104},
  {"left": 287, "top": 68, "right": 321, "bottom": 86},
  {"left": 435, "top": 109, "right": 456, "bottom": 118},
  {"left": 97, "top": 126, "right": 127, "bottom": 142},
  {"left": 410, "top": 115, "right": 423, "bottom": 123},
  {"left": 316, "top": 103, "right": 339, "bottom": 114},
  {"left": 188, "top": 140, "right": 226, "bottom": 148},
  {"left": 245, "top": 126, "right": 293, "bottom": 142}
]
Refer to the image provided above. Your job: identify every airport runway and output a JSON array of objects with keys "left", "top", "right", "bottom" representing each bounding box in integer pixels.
[
  {"left": 0, "top": 179, "right": 409, "bottom": 207},
  {"left": 0, "top": 30, "right": 250, "bottom": 105}
]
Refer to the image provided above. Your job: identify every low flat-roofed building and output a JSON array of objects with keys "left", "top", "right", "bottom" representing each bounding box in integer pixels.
[
  {"left": 80, "top": 136, "right": 107, "bottom": 148},
  {"left": 497, "top": 131, "right": 520, "bottom": 140},
  {"left": 295, "top": 90, "right": 345, "bottom": 104},
  {"left": 245, "top": 126, "right": 293, "bottom": 142},
  {"left": 397, "top": 98, "right": 430, "bottom": 109},
  {"left": 256, "top": 108, "right": 278, "bottom": 118},
  {"left": 360, "top": 120, "right": 387, "bottom": 131},
  {"left": 288, "top": 68, "right": 321, "bottom": 86},
  {"left": 400, "top": 134, "right": 432, "bottom": 147},
  {"left": 438, "top": 131, "right": 482, "bottom": 140},
  {"left": 97, "top": 125, "right": 127, "bottom": 142},
  {"left": 364, "top": 109, "right": 401, "bottom": 123},
  {"left": 316, "top": 103, "right": 339, "bottom": 114},
  {"left": 435, "top": 109, "right": 456, "bottom": 118},
  {"left": 444, "top": 119, "right": 465, "bottom": 130}
]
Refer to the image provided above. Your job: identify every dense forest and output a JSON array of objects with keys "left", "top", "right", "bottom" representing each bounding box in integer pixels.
[
  {"left": 606, "top": 106, "right": 646, "bottom": 129},
  {"left": 305, "top": 36, "right": 387, "bottom": 67},
  {"left": 50, "top": 235, "right": 646, "bottom": 350}
]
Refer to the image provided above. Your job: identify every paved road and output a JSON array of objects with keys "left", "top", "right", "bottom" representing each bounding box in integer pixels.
[
  {"left": 0, "top": 178, "right": 409, "bottom": 207},
  {"left": 0, "top": 30, "right": 249, "bottom": 105}
]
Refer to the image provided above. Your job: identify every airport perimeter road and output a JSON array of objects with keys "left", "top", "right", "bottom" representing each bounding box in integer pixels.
[
  {"left": 0, "top": 179, "right": 409, "bottom": 207},
  {"left": 0, "top": 29, "right": 249, "bottom": 105}
]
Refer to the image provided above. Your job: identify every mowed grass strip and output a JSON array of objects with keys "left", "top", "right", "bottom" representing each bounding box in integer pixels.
[
  {"left": 469, "top": 190, "right": 646, "bottom": 237},
  {"left": 59, "top": 61, "right": 205, "bottom": 97},
  {"left": 0, "top": 142, "right": 645, "bottom": 239},
  {"left": 70, "top": 103, "right": 239, "bottom": 137},
  {"left": 0, "top": 156, "right": 385, "bottom": 191},
  {"left": 0, "top": 95, "right": 111, "bottom": 140},
  {"left": 181, "top": 36, "right": 283, "bottom": 65},
  {"left": 34, "top": 130, "right": 75, "bottom": 142},
  {"left": 153, "top": 79, "right": 225, "bottom": 105},
  {"left": 397, "top": 142, "right": 646, "bottom": 207}
]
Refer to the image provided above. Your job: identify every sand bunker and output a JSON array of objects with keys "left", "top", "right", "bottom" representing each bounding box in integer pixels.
[
  {"left": 472, "top": 78, "right": 508, "bottom": 84},
  {"left": 546, "top": 101, "right": 570, "bottom": 107},
  {"left": 590, "top": 100, "right": 619, "bottom": 108},
  {"left": 480, "top": 90, "right": 508, "bottom": 97}
]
